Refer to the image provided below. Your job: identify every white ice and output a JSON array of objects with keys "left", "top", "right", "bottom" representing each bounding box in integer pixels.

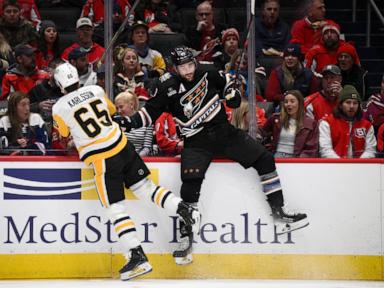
[{"left": 0, "top": 279, "right": 384, "bottom": 288}]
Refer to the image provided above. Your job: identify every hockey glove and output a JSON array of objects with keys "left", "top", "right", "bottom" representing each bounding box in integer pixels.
[{"left": 112, "top": 114, "right": 132, "bottom": 132}]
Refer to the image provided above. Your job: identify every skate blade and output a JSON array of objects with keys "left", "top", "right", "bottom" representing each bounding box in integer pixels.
[
  {"left": 120, "top": 262, "right": 153, "bottom": 281},
  {"left": 275, "top": 218, "right": 309, "bottom": 235},
  {"left": 174, "top": 253, "right": 193, "bottom": 265}
]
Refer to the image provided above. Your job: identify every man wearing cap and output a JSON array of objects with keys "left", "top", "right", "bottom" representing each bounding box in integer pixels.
[
  {"left": 255, "top": 0, "right": 290, "bottom": 58},
  {"left": 61, "top": 17, "right": 105, "bottom": 65},
  {"left": 319, "top": 85, "right": 376, "bottom": 158},
  {"left": 211, "top": 28, "right": 239, "bottom": 71},
  {"left": 1, "top": 44, "right": 49, "bottom": 100},
  {"left": 0, "top": 0, "right": 38, "bottom": 48},
  {"left": 305, "top": 23, "right": 360, "bottom": 73},
  {"left": 129, "top": 20, "right": 166, "bottom": 78},
  {"left": 290, "top": 0, "right": 340, "bottom": 55},
  {"left": 337, "top": 42, "right": 368, "bottom": 101},
  {"left": 304, "top": 64, "right": 342, "bottom": 121},
  {"left": 68, "top": 47, "right": 97, "bottom": 87},
  {"left": 266, "top": 43, "right": 318, "bottom": 105}
]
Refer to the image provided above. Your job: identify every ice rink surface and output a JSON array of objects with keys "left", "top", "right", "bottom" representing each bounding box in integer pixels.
[{"left": 0, "top": 279, "right": 384, "bottom": 288}]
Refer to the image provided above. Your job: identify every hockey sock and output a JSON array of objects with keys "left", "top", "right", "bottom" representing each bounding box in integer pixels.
[
  {"left": 260, "top": 170, "right": 284, "bottom": 208},
  {"left": 105, "top": 201, "right": 141, "bottom": 251},
  {"left": 130, "top": 178, "right": 181, "bottom": 214}
]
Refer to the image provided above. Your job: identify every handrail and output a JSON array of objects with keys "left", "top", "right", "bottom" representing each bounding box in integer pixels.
[
  {"left": 366, "top": 0, "right": 384, "bottom": 47},
  {"left": 369, "top": 0, "right": 384, "bottom": 25}
]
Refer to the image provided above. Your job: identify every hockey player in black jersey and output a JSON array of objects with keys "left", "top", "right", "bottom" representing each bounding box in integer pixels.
[{"left": 114, "top": 46, "right": 309, "bottom": 265}]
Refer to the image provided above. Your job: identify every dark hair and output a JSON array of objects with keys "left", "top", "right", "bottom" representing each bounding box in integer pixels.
[
  {"left": 333, "top": 100, "right": 363, "bottom": 120},
  {"left": 3, "top": 0, "right": 20, "bottom": 10},
  {"left": 37, "top": 22, "right": 61, "bottom": 61}
]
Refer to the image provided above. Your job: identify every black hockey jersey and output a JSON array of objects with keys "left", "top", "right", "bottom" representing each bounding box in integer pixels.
[{"left": 131, "top": 64, "right": 233, "bottom": 137}]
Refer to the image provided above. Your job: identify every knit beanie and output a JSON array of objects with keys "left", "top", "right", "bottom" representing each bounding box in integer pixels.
[
  {"left": 339, "top": 85, "right": 361, "bottom": 103},
  {"left": 336, "top": 43, "right": 360, "bottom": 65},
  {"left": 322, "top": 24, "right": 341, "bottom": 37},
  {"left": 221, "top": 28, "right": 239, "bottom": 45},
  {"left": 40, "top": 20, "right": 57, "bottom": 33},
  {"left": 283, "top": 43, "right": 301, "bottom": 58}
]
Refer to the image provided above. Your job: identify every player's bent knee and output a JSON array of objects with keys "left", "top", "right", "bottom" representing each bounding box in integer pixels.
[
  {"left": 252, "top": 151, "right": 276, "bottom": 175},
  {"left": 105, "top": 201, "right": 127, "bottom": 223},
  {"left": 130, "top": 178, "right": 156, "bottom": 200}
]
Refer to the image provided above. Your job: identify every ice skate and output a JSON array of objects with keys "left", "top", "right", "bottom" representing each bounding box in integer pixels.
[
  {"left": 120, "top": 246, "right": 152, "bottom": 281},
  {"left": 176, "top": 201, "right": 201, "bottom": 233},
  {"left": 173, "top": 202, "right": 201, "bottom": 265},
  {"left": 173, "top": 220, "right": 194, "bottom": 265},
  {"left": 272, "top": 206, "right": 309, "bottom": 235}
]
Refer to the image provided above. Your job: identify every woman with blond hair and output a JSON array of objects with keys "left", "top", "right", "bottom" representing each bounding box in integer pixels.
[
  {"left": 261, "top": 90, "right": 319, "bottom": 158},
  {"left": 113, "top": 46, "right": 150, "bottom": 104},
  {"left": 231, "top": 100, "right": 267, "bottom": 131},
  {"left": 114, "top": 90, "right": 156, "bottom": 156}
]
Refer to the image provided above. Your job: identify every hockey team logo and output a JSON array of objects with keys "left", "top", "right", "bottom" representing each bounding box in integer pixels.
[
  {"left": 180, "top": 73, "right": 209, "bottom": 118},
  {"left": 354, "top": 128, "right": 367, "bottom": 138},
  {"left": 2, "top": 168, "right": 95, "bottom": 200}
]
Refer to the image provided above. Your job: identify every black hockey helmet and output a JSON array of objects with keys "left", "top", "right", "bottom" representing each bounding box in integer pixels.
[{"left": 170, "top": 46, "right": 195, "bottom": 66}]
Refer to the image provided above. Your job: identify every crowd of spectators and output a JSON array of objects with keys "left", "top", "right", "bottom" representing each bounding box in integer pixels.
[{"left": 0, "top": 0, "right": 382, "bottom": 158}]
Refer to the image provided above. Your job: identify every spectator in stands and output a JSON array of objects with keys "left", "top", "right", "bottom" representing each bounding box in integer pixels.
[
  {"left": 261, "top": 90, "right": 319, "bottom": 158},
  {"left": 1, "top": 44, "right": 49, "bottom": 100},
  {"left": 61, "top": 17, "right": 105, "bottom": 65},
  {"left": 136, "top": 0, "right": 180, "bottom": 33},
  {"left": 0, "top": 0, "right": 38, "bottom": 48},
  {"left": 305, "top": 24, "right": 360, "bottom": 74},
  {"left": 129, "top": 21, "right": 166, "bottom": 78},
  {"left": 266, "top": 43, "right": 319, "bottom": 106},
  {"left": 225, "top": 49, "right": 267, "bottom": 99},
  {"left": 113, "top": 45, "right": 150, "bottom": 102},
  {"left": 364, "top": 74, "right": 384, "bottom": 134},
  {"left": 114, "top": 90, "right": 156, "bottom": 156},
  {"left": 337, "top": 43, "right": 368, "bottom": 101},
  {"left": 155, "top": 112, "right": 183, "bottom": 156},
  {"left": 184, "top": 0, "right": 226, "bottom": 61},
  {"left": 305, "top": 64, "right": 342, "bottom": 121},
  {"left": 319, "top": 85, "right": 376, "bottom": 158},
  {"left": 35, "top": 20, "right": 60, "bottom": 71},
  {"left": 212, "top": 28, "right": 239, "bottom": 71},
  {"left": 0, "top": 91, "right": 49, "bottom": 155},
  {"left": 377, "top": 122, "right": 384, "bottom": 157},
  {"left": 0, "top": 33, "right": 14, "bottom": 87},
  {"left": 80, "top": 0, "right": 133, "bottom": 45},
  {"left": 68, "top": 47, "right": 97, "bottom": 87},
  {"left": 28, "top": 58, "right": 63, "bottom": 124},
  {"left": 291, "top": 0, "right": 339, "bottom": 56},
  {"left": 96, "top": 63, "right": 105, "bottom": 89},
  {"left": 0, "top": 0, "right": 41, "bottom": 28},
  {"left": 255, "top": 0, "right": 290, "bottom": 74},
  {"left": 231, "top": 100, "right": 267, "bottom": 131}
]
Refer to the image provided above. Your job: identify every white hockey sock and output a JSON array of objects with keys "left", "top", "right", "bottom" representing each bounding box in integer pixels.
[
  {"left": 130, "top": 178, "right": 181, "bottom": 213},
  {"left": 105, "top": 201, "right": 141, "bottom": 251}
]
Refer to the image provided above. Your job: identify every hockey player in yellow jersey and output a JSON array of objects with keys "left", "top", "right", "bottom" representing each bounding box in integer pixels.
[{"left": 52, "top": 62, "right": 199, "bottom": 281}]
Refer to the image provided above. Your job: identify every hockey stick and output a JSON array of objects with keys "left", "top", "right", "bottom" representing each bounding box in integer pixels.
[{"left": 96, "top": 0, "right": 141, "bottom": 69}]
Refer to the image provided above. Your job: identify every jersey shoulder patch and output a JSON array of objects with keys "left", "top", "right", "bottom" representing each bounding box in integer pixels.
[{"left": 159, "top": 72, "right": 172, "bottom": 83}]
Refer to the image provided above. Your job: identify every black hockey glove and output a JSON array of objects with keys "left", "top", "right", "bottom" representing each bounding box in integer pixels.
[{"left": 112, "top": 114, "right": 132, "bottom": 132}]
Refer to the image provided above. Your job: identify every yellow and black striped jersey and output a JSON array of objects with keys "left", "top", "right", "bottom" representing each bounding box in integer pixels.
[{"left": 52, "top": 85, "right": 126, "bottom": 165}]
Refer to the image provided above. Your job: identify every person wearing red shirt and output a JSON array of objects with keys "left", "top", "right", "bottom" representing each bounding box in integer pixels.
[
  {"left": 305, "top": 64, "right": 342, "bottom": 121},
  {"left": 1, "top": 44, "right": 49, "bottom": 100},
  {"left": 319, "top": 85, "right": 376, "bottom": 158},
  {"left": 290, "top": 0, "right": 339, "bottom": 55},
  {"left": 305, "top": 24, "right": 360, "bottom": 74},
  {"left": 155, "top": 112, "right": 183, "bottom": 156},
  {"left": 35, "top": 20, "right": 60, "bottom": 71},
  {"left": 61, "top": 17, "right": 105, "bottom": 65}
]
